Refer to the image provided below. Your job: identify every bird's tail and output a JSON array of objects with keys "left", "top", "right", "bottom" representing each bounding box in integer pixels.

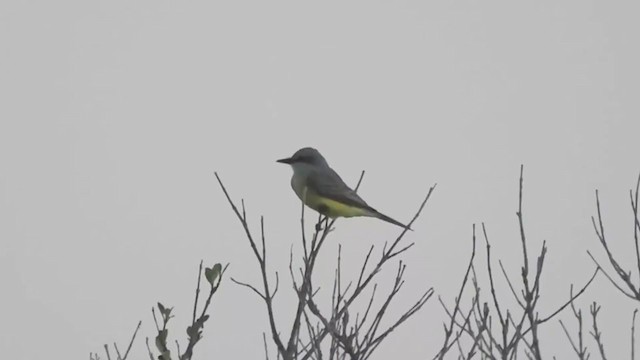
[{"left": 371, "top": 210, "right": 412, "bottom": 231}]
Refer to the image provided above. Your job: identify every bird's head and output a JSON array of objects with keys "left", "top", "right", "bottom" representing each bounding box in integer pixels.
[{"left": 277, "top": 147, "right": 328, "bottom": 168}]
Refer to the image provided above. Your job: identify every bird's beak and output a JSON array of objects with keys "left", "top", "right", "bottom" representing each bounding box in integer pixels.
[{"left": 276, "top": 157, "right": 294, "bottom": 164}]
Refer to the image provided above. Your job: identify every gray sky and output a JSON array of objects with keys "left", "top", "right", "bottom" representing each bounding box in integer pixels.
[{"left": 1, "top": 0, "right": 639, "bottom": 359}]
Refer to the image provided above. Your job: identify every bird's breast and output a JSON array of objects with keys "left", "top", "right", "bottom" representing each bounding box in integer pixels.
[
  {"left": 289, "top": 173, "right": 368, "bottom": 218},
  {"left": 290, "top": 174, "right": 323, "bottom": 209}
]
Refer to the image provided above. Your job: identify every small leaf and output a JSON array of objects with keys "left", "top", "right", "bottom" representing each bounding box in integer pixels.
[
  {"left": 158, "top": 302, "right": 166, "bottom": 314},
  {"left": 204, "top": 267, "right": 214, "bottom": 285},
  {"left": 205, "top": 264, "right": 222, "bottom": 286},
  {"left": 212, "top": 263, "right": 222, "bottom": 276},
  {"left": 157, "top": 302, "right": 173, "bottom": 321}
]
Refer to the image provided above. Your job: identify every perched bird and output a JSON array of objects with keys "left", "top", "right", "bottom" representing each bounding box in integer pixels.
[{"left": 277, "top": 147, "right": 410, "bottom": 230}]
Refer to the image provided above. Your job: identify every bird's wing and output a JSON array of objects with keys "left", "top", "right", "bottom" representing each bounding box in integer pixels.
[{"left": 305, "top": 167, "right": 374, "bottom": 211}]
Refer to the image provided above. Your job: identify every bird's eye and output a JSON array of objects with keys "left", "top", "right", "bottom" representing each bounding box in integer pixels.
[{"left": 296, "top": 156, "right": 311, "bottom": 163}]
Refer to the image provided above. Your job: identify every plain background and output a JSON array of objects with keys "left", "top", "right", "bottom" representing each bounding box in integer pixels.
[{"left": 1, "top": 1, "right": 639, "bottom": 358}]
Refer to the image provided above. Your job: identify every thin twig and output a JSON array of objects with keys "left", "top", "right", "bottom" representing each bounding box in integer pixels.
[
  {"left": 215, "top": 172, "right": 287, "bottom": 357},
  {"left": 632, "top": 309, "right": 638, "bottom": 360},
  {"left": 145, "top": 338, "right": 155, "bottom": 360},
  {"left": 589, "top": 303, "right": 607, "bottom": 360},
  {"left": 122, "top": 321, "right": 142, "bottom": 360},
  {"left": 192, "top": 261, "right": 204, "bottom": 325},
  {"left": 434, "top": 224, "right": 477, "bottom": 360}
]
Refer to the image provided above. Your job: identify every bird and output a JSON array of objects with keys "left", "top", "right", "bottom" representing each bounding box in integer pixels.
[{"left": 277, "top": 147, "right": 410, "bottom": 230}]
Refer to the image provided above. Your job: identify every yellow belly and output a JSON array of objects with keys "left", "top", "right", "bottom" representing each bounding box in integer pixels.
[{"left": 301, "top": 190, "right": 369, "bottom": 218}]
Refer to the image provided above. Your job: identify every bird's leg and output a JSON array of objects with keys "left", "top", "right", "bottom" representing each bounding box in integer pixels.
[
  {"left": 314, "top": 216, "right": 331, "bottom": 232},
  {"left": 315, "top": 213, "right": 324, "bottom": 232}
]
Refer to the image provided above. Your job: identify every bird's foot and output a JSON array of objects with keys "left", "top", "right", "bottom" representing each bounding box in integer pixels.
[{"left": 315, "top": 216, "right": 330, "bottom": 232}]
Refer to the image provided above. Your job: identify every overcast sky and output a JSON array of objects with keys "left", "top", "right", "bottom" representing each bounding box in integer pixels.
[{"left": 1, "top": 1, "right": 639, "bottom": 359}]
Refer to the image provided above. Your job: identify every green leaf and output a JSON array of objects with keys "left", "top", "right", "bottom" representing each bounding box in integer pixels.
[
  {"left": 205, "top": 263, "right": 222, "bottom": 286},
  {"left": 204, "top": 267, "right": 214, "bottom": 285},
  {"left": 212, "top": 263, "right": 222, "bottom": 276},
  {"left": 157, "top": 302, "right": 172, "bottom": 321}
]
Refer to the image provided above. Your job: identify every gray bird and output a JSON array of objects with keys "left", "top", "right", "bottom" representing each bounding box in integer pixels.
[{"left": 277, "top": 147, "right": 410, "bottom": 229}]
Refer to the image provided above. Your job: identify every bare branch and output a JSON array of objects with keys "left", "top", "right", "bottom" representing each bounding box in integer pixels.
[
  {"left": 631, "top": 173, "right": 640, "bottom": 294},
  {"left": 122, "top": 321, "right": 142, "bottom": 360},
  {"left": 104, "top": 345, "right": 111, "bottom": 360},
  {"left": 587, "top": 251, "right": 636, "bottom": 300},
  {"left": 215, "top": 172, "right": 286, "bottom": 357},
  {"left": 434, "top": 224, "right": 478, "bottom": 360},
  {"left": 590, "top": 188, "right": 640, "bottom": 299},
  {"left": 231, "top": 277, "right": 266, "bottom": 300},
  {"left": 536, "top": 268, "right": 599, "bottom": 325},
  {"left": 558, "top": 286, "right": 590, "bottom": 360},
  {"left": 191, "top": 261, "right": 203, "bottom": 326},
  {"left": 145, "top": 338, "right": 155, "bottom": 360},
  {"left": 589, "top": 303, "right": 607, "bottom": 360},
  {"left": 632, "top": 309, "right": 638, "bottom": 360}
]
